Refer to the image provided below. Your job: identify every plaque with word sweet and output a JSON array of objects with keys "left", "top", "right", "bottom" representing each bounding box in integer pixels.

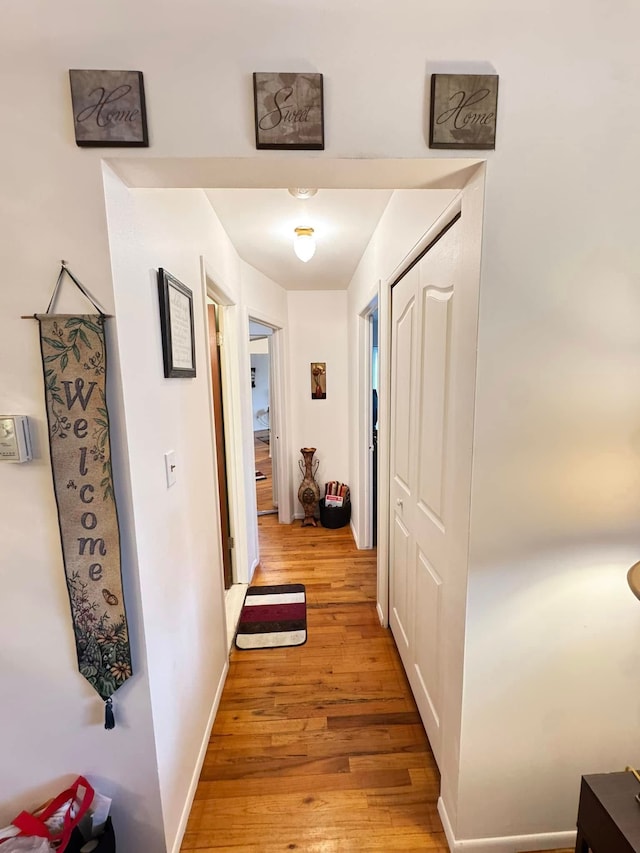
[
  {"left": 429, "top": 74, "right": 498, "bottom": 150},
  {"left": 69, "top": 69, "right": 149, "bottom": 147},
  {"left": 253, "top": 72, "right": 324, "bottom": 150}
]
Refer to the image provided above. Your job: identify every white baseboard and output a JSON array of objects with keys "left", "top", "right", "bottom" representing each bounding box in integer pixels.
[
  {"left": 170, "top": 660, "right": 229, "bottom": 853},
  {"left": 248, "top": 556, "right": 259, "bottom": 584},
  {"left": 437, "top": 798, "right": 576, "bottom": 853},
  {"left": 376, "top": 601, "right": 386, "bottom": 627},
  {"left": 349, "top": 519, "right": 359, "bottom": 547}
]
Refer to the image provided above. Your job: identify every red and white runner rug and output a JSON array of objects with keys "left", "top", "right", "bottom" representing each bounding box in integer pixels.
[{"left": 235, "top": 583, "right": 307, "bottom": 650}]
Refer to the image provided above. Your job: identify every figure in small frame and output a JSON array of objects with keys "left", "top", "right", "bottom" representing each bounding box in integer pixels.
[{"left": 311, "top": 362, "right": 326, "bottom": 399}]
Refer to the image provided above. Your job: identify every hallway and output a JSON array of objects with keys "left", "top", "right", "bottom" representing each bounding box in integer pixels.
[{"left": 181, "top": 515, "right": 448, "bottom": 851}]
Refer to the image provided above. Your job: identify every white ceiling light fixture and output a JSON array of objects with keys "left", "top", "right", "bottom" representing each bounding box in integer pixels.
[
  {"left": 293, "top": 226, "right": 316, "bottom": 262},
  {"left": 288, "top": 188, "right": 318, "bottom": 200}
]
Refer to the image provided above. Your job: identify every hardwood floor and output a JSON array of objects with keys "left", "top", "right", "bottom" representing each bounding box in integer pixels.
[
  {"left": 254, "top": 432, "right": 275, "bottom": 514},
  {"left": 181, "top": 512, "right": 448, "bottom": 851}
]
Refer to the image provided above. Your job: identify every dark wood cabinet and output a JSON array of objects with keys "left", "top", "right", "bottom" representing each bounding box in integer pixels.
[{"left": 575, "top": 772, "right": 640, "bottom": 852}]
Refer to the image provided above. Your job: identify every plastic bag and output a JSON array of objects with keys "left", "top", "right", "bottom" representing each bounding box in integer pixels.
[
  {"left": 5, "top": 777, "right": 94, "bottom": 852},
  {"left": 0, "top": 839, "right": 53, "bottom": 852}
]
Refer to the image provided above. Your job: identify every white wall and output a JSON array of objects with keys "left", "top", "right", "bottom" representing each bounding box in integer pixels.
[
  {"left": 3, "top": 1, "right": 640, "bottom": 850},
  {"left": 287, "top": 291, "right": 349, "bottom": 510},
  {"left": 102, "top": 177, "right": 292, "bottom": 844},
  {"left": 102, "top": 175, "right": 234, "bottom": 848}
]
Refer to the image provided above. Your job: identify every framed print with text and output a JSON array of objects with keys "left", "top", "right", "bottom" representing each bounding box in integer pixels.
[
  {"left": 429, "top": 73, "right": 498, "bottom": 150},
  {"left": 157, "top": 269, "right": 196, "bottom": 378},
  {"left": 253, "top": 72, "right": 324, "bottom": 150},
  {"left": 69, "top": 69, "right": 149, "bottom": 147}
]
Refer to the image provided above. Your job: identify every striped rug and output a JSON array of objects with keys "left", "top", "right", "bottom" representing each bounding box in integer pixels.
[{"left": 235, "top": 583, "right": 307, "bottom": 650}]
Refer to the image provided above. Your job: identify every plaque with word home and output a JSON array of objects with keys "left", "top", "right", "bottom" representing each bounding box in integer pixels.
[
  {"left": 69, "top": 69, "right": 149, "bottom": 147},
  {"left": 253, "top": 72, "right": 324, "bottom": 150},
  {"left": 429, "top": 74, "right": 498, "bottom": 150}
]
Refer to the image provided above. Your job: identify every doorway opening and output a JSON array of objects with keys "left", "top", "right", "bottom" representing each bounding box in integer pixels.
[
  {"left": 249, "top": 319, "right": 278, "bottom": 517},
  {"left": 201, "top": 259, "right": 251, "bottom": 648},
  {"left": 371, "top": 307, "right": 379, "bottom": 546},
  {"left": 108, "top": 155, "right": 484, "bottom": 653},
  {"left": 360, "top": 297, "right": 379, "bottom": 550}
]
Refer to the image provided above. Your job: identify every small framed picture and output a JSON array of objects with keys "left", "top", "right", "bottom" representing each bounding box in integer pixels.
[
  {"left": 157, "top": 269, "right": 196, "bottom": 378},
  {"left": 69, "top": 69, "right": 149, "bottom": 147},
  {"left": 311, "top": 362, "right": 326, "bottom": 399},
  {"left": 429, "top": 74, "right": 498, "bottom": 150},
  {"left": 253, "top": 72, "right": 324, "bottom": 150}
]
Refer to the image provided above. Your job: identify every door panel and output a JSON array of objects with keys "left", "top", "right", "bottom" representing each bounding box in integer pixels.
[
  {"left": 391, "top": 514, "right": 412, "bottom": 654},
  {"left": 413, "top": 551, "right": 442, "bottom": 733},
  {"left": 417, "top": 286, "right": 453, "bottom": 525},
  {"left": 389, "top": 266, "right": 418, "bottom": 667},
  {"left": 389, "top": 217, "right": 462, "bottom": 768},
  {"left": 392, "top": 289, "right": 416, "bottom": 495}
]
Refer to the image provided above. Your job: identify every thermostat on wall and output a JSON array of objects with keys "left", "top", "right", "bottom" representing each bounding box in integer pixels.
[{"left": 0, "top": 415, "right": 33, "bottom": 462}]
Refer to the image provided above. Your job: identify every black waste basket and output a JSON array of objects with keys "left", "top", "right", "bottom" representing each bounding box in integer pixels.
[{"left": 319, "top": 498, "right": 351, "bottom": 529}]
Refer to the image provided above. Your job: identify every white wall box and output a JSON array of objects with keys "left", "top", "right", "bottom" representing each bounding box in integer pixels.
[{"left": 0, "top": 416, "right": 33, "bottom": 462}]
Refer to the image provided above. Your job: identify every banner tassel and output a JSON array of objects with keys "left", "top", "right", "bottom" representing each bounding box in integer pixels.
[{"left": 105, "top": 697, "right": 115, "bottom": 730}]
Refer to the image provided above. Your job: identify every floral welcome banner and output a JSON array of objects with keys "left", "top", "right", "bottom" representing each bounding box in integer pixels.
[{"left": 38, "top": 308, "right": 131, "bottom": 728}]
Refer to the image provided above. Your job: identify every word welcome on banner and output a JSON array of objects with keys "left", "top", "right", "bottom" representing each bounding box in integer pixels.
[{"left": 38, "top": 313, "right": 132, "bottom": 723}]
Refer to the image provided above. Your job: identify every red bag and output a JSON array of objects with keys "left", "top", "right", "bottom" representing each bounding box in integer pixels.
[{"left": 10, "top": 777, "right": 94, "bottom": 852}]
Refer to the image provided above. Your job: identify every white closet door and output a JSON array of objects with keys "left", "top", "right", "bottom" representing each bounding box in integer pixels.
[{"left": 390, "top": 217, "right": 462, "bottom": 767}]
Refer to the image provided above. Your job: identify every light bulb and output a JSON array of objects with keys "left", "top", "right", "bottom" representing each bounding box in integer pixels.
[
  {"left": 288, "top": 188, "right": 318, "bottom": 199},
  {"left": 293, "top": 227, "right": 316, "bottom": 263}
]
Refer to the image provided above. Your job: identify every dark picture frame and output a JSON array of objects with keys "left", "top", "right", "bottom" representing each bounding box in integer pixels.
[
  {"left": 429, "top": 74, "right": 498, "bottom": 150},
  {"left": 157, "top": 269, "right": 196, "bottom": 378},
  {"left": 253, "top": 72, "right": 324, "bottom": 150},
  {"left": 68, "top": 69, "right": 149, "bottom": 147},
  {"left": 311, "top": 362, "right": 326, "bottom": 399}
]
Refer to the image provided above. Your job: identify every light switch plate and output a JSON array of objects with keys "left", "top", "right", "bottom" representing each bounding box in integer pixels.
[{"left": 164, "top": 450, "right": 176, "bottom": 487}]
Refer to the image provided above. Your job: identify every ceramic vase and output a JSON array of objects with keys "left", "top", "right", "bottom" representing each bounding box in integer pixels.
[{"left": 298, "top": 447, "right": 320, "bottom": 527}]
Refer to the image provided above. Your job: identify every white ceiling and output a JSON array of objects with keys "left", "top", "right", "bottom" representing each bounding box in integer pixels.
[
  {"left": 109, "top": 158, "right": 481, "bottom": 294},
  {"left": 204, "top": 188, "right": 393, "bottom": 291}
]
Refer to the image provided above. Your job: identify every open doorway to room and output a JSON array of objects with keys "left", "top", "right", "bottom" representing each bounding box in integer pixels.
[
  {"left": 371, "top": 306, "right": 379, "bottom": 546},
  {"left": 360, "top": 297, "right": 379, "bottom": 550},
  {"left": 249, "top": 319, "right": 278, "bottom": 516}
]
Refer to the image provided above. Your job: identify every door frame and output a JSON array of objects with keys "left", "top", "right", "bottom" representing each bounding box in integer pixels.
[
  {"left": 200, "top": 256, "right": 252, "bottom": 584},
  {"left": 377, "top": 170, "right": 484, "bottom": 825},
  {"left": 377, "top": 186, "right": 479, "bottom": 628},
  {"left": 246, "top": 307, "right": 293, "bottom": 526},
  {"left": 207, "top": 302, "right": 234, "bottom": 589},
  {"left": 357, "top": 296, "right": 379, "bottom": 550}
]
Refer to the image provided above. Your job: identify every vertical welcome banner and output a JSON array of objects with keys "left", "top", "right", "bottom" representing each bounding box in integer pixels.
[{"left": 38, "top": 312, "right": 131, "bottom": 727}]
